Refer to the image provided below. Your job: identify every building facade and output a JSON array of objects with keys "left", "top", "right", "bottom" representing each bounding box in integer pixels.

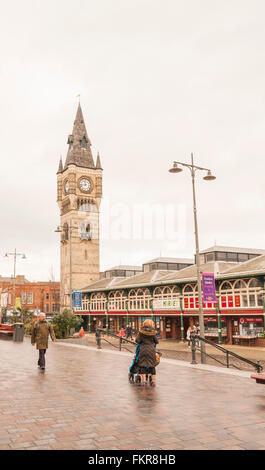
[
  {"left": 73, "top": 247, "right": 265, "bottom": 347},
  {"left": 0, "top": 275, "right": 60, "bottom": 318},
  {"left": 57, "top": 104, "right": 103, "bottom": 307}
]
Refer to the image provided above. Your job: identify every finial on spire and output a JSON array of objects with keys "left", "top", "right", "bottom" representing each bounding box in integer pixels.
[
  {"left": 57, "top": 156, "right": 63, "bottom": 173},
  {"left": 96, "top": 151, "right": 103, "bottom": 169}
]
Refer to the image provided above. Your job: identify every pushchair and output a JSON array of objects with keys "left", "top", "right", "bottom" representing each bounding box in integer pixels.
[{"left": 128, "top": 343, "right": 161, "bottom": 384}]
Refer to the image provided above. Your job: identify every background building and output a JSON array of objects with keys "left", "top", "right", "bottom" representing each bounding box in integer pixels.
[{"left": 0, "top": 275, "right": 60, "bottom": 318}]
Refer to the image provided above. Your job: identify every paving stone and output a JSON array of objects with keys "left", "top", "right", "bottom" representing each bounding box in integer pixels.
[{"left": 1, "top": 337, "right": 265, "bottom": 450}]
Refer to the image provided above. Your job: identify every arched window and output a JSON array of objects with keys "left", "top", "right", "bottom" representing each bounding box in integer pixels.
[
  {"left": 183, "top": 284, "right": 193, "bottom": 293},
  {"left": 219, "top": 278, "right": 262, "bottom": 309},
  {"left": 248, "top": 278, "right": 262, "bottom": 288},
  {"left": 220, "top": 281, "right": 233, "bottom": 291},
  {"left": 183, "top": 284, "right": 198, "bottom": 309},
  {"left": 154, "top": 287, "right": 162, "bottom": 297},
  {"left": 234, "top": 280, "right": 247, "bottom": 290}
]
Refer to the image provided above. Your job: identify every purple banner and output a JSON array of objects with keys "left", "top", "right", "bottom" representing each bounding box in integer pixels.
[{"left": 202, "top": 273, "right": 216, "bottom": 302}]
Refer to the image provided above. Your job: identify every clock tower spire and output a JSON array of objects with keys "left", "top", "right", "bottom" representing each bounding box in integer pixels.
[{"left": 57, "top": 104, "right": 103, "bottom": 309}]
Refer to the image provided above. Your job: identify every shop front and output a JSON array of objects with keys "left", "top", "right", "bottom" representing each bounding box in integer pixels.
[{"left": 229, "top": 315, "right": 265, "bottom": 346}]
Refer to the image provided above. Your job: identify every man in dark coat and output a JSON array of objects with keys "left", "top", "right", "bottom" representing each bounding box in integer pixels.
[
  {"left": 31, "top": 313, "right": 56, "bottom": 370},
  {"left": 135, "top": 319, "right": 158, "bottom": 386}
]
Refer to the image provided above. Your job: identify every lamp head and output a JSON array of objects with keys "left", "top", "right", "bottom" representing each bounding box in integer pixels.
[
  {"left": 203, "top": 170, "right": 216, "bottom": 181},
  {"left": 169, "top": 162, "right": 183, "bottom": 173}
]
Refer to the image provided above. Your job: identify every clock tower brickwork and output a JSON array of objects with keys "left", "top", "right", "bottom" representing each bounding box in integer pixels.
[{"left": 57, "top": 104, "right": 102, "bottom": 308}]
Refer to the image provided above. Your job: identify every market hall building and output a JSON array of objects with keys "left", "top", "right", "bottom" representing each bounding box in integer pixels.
[{"left": 74, "top": 246, "right": 265, "bottom": 347}]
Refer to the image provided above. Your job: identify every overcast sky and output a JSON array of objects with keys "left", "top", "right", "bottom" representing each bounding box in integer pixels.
[{"left": 1, "top": 0, "right": 265, "bottom": 282}]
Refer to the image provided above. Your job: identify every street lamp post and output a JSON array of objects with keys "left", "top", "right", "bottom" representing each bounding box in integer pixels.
[
  {"left": 169, "top": 153, "right": 216, "bottom": 364},
  {"left": 55, "top": 222, "right": 78, "bottom": 312},
  {"left": 4, "top": 249, "right": 26, "bottom": 315}
]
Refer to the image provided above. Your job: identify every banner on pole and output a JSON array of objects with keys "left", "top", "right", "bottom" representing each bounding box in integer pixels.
[
  {"left": 15, "top": 297, "right": 21, "bottom": 309},
  {"left": 202, "top": 273, "right": 216, "bottom": 302},
  {"left": 72, "top": 291, "right": 82, "bottom": 309}
]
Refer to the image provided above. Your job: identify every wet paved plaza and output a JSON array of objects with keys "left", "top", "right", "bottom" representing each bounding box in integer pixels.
[{"left": 1, "top": 338, "right": 265, "bottom": 450}]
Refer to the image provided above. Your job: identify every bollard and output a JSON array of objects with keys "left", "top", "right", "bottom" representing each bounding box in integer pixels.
[
  {"left": 190, "top": 334, "right": 197, "bottom": 364},
  {"left": 119, "top": 337, "right": 122, "bottom": 351},
  {"left": 226, "top": 350, "right": 229, "bottom": 368}
]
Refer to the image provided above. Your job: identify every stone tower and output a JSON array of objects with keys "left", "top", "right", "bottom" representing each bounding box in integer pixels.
[{"left": 57, "top": 103, "right": 103, "bottom": 308}]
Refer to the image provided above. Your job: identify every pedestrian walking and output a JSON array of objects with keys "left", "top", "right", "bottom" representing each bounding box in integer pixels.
[
  {"left": 95, "top": 328, "right": 102, "bottom": 349},
  {"left": 135, "top": 319, "right": 158, "bottom": 387},
  {"left": 31, "top": 313, "right": 56, "bottom": 370},
  {"left": 125, "top": 324, "right": 133, "bottom": 340},
  {"left": 118, "top": 327, "right": 125, "bottom": 338}
]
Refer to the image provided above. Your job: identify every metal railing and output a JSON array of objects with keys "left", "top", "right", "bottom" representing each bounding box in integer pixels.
[
  {"left": 191, "top": 334, "right": 263, "bottom": 373},
  {"left": 97, "top": 328, "right": 136, "bottom": 353},
  {"left": 96, "top": 328, "right": 263, "bottom": 374}
]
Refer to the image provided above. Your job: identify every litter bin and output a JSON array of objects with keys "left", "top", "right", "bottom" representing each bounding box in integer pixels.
[{"left": 13, "top": 322, "right": 24, "bottom": 342}]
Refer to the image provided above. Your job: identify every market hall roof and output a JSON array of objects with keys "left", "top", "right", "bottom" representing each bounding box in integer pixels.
[
  {"left": 219, "top": 253, "right": 265, "bottom": 277},
  {"left": 81, "top": 262, "right": 239, "bottom": 292}
]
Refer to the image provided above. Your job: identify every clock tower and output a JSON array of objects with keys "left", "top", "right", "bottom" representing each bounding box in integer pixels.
[{"left": 57, "top": 103, "right": 103, "bottom": 308}]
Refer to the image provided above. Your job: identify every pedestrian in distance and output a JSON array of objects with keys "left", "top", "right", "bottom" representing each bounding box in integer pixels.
[
  {"left": 135, "top": 319, "right": 159, "bottom": 387},
  {"left": 125, "top": 324, "right": 133, "bottom": 340},
  {"left": 95, "top": 328, "right": 102, "bottom": 349},
  {"left": 31, "top": 313, "right": 56, "bottom": 370},
  {"left": 186, "top": 324, "right": 197, "bottom": 348},
  {"left": 118, "top": 327, "right": 125, "bottom": 338}
]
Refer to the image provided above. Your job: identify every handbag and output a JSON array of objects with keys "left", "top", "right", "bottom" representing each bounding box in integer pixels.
[{"left": 155, "top": 351, "right": 162, "bottom": 366}]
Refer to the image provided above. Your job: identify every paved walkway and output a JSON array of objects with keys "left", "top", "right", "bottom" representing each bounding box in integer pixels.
[{"left": 1, "top": 337, "right": 265, "bottom": 450}]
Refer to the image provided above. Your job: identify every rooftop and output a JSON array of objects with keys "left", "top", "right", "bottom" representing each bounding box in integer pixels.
[
  {"left": 200, "top": 245, "right": 265, "bottom": 255},
  {"left": 143, "top": 257, "right": 194, "bottom": 265}
]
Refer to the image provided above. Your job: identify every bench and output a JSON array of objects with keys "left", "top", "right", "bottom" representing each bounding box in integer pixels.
[
  {"left": 251, "top": 373, "right": 265, "bottom": 385},
  {"left": 0, "top": 324, "right": 14, "bottom": 338}
]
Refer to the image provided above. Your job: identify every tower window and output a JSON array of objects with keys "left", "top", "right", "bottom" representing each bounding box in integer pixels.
[
  {"left": 80, "top": 136, "right": 87, "bottom": 148},
  {"left": 85, "top": 250, "right": 88, "bottom": 260}
]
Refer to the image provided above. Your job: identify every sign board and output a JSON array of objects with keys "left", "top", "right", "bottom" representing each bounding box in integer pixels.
[
  {"left": 72, "top": 291, "right": 82, "bottom": 309},
  {"left": 202, "top": 273, "right": 216, "bottom": 302},
  {"left": 153, "top": 299, "right": 180, "bottom": 310}
]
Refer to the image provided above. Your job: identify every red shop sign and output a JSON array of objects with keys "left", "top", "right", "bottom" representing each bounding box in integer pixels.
[{"left": 240, "top": 317, "right": 263, "bottom": 323}]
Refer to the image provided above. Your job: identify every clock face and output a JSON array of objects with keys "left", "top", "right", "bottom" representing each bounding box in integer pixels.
[
  {"left": 64, "top": 180, "right": 69, "bottom": 193},
  {"left": 79, "top": 178, "right": 91, "bottom": 192}
]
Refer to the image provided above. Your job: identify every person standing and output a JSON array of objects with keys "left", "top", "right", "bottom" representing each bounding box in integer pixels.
[
  {"left": 135, "top": 319, "right": 158, "bottom": 387},
  {"left": 31, "top": 313, "right": 56, "bottom": 370},
  {"left": 186, "top": 324, "right": 197, "bottom": 348},
  {"left": 125, "top": 324, "right": 133, "bottom": 340},
  {"left": 95, "top": 328, "right": 102, "bottom": 349},
  {"left": 118, "top": 327, "right": 125, "bottom": 338}
]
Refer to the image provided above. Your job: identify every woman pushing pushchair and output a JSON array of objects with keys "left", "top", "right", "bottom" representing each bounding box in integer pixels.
[{"left": 134, "top": 319, "right": 159, "bottom": 387}]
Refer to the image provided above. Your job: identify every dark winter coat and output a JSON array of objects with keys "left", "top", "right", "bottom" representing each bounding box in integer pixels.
[
  {"left": 31, "top": 320, "right": 56, "bottom": 350},
  {"left": 135, "top": 325, "right": 158, "bottom": 368}
]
